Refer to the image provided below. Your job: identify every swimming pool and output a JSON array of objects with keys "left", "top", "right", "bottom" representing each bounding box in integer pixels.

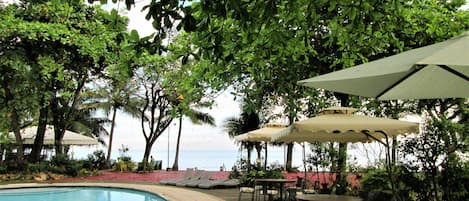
[{"left": 0, "top": 187, "right": 167, "bottom": 201}]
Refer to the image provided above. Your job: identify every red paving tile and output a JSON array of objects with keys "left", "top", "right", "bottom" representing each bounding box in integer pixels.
[
  {"left": 59, "top": 171, "right": 360, "bottom": 187},
  {"left": 59, "top": 170, "right": 230, "bottom": 183}
]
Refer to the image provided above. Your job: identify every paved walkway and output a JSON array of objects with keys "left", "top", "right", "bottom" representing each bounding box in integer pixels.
[
  {"left": 48, "top": 171, "right": 362, "bottom": 201},
  {"left": 59, "top": 170, "right": 360, "bottom": 187}
]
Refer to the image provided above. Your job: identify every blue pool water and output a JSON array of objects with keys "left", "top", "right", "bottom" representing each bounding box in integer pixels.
[{"left": 0, "top": 187, "right": 167, "bottom": 201}]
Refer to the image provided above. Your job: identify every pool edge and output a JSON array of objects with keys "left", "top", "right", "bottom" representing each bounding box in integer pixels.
[{"left": 0, "top": 182, "right": 223, "bottom": 201}]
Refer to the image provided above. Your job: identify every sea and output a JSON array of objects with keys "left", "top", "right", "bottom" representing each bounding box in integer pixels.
[
  {"left": 71, "top": 147, "right": 306, "bottom": 171},
  {"left": 71, "top": 144, "right": 383, "bottom": 171}
]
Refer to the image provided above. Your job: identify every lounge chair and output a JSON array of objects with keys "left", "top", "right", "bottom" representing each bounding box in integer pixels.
[
  {"left": 197, "top": 177, "right": 239, "bottom": 189},
  {"left": 219, "top": 178, "right": 241, "bottom": 188},
  {"left": 159, "top": 168, "right": 193, "bottom": 185},
  {"left": 175, "top": 169, "right": 204, "bottom": 187},
  {"left": 197, "top": 178, "right": 230, "bottom": 189},
  {"left": 185, "top": 171, "right": 213, "bottom": 187}
]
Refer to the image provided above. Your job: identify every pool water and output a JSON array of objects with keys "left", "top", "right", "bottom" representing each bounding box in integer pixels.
[{"left": 0, "top": 187, "right": 167, "bottom": 201}]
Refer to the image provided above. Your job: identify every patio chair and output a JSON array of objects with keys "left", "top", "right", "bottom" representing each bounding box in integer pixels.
[
  {"left": 238, "top": 186, "right": 256, "bottom": 201},
  {"left": 159, "top": 168, "right": 193, "bottom": 185},
  {"left": 175, "top": 169, "right": 204, "bottom": 187},
  {"left": 185, "top": 171, "right": 213, "bottom": 187}
]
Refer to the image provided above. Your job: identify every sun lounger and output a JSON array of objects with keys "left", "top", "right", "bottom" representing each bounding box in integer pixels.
[
  {"left": 220, "top": 178, "right": 240, "bottom": 188},
  {"left": 159, "top": 168, "right": 193, "bottom": 185},
  {"left": 197, "top": 178, "right": 230, "bottom": 189},
  {"left": 185, "top": 171, "right": 213, "bottom": 187},
  {"left": 175, "top": 169, "right": 204, "bottom": 187},
  {"left": 198, "top": 178, "right": 241, "bottom": 189}
]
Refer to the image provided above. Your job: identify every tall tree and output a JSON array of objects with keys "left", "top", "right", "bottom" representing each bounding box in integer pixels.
[
  {"left": 0, "top": 0, "right": 124, "bottom": 160},
  {"left": 171, "top": 107, "right": 215, "bottom": 171},
  {"left": 134, "top": 51, "right": 178, "bottom": 171},
  {"left": 160, "top": 32, "right": 218, "bottom": 171}
]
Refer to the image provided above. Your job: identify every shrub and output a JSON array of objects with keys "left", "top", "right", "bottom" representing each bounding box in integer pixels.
[
  {"left": 112, "top": 157, "right": 136, "bottom": 172},
  {"left": 83, "top": 150, "right": 106, "bottom": 170},
  {"left": 360, "top": 168, "right": 392, "bottom": 200},
  {"left": 26, "top": 161, "right": 50, "bottom": 173},
  {"left": 0, "top": 164, "right": 7, "bottom": 174}
]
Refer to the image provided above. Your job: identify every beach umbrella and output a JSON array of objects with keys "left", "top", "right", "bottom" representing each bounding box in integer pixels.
[
  {"left": 298, "top": 32, "right": 469, "bottom": 100},
  {"left": 272, "top": 106, "right": 419, "bottom": 193},
  {"left": 235, "top": 123, "right": 286, "bottom": 168},
  {"left": 8, "top": 125, "right": 99, "bottom": 145}
]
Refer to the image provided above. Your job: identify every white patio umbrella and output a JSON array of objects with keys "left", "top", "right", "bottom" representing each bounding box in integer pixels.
[
  {"left": 272, "top": 107, "right": 419, "bottom": 143},
  {"left": 9, "top": 125, "right": 99, "bottom": 145},
  {"left": 272, "top": 107, "right": 420, "bottom": 194},
  {"left": 235, "top": 123, "right": 286, "bottom": 168}
]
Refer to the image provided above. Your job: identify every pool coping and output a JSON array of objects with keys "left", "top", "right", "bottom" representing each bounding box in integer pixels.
[{"left": 0, "top": 182, "right": 224, "bottom": 201}]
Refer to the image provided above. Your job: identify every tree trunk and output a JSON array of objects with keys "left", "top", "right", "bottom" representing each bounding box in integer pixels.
[
  {"left": 172, "top": 116, "right": 183, "bottom": 171},
  {"left": 106, "top": 107, "right": 118, "bottom": 167},
  {"left": 30, "top": 104, "right": 48, "bottom": 162},
  {"left": 1, "top": 78, "right": 25, "bottom": 168},
  {"left": 255, "top": 143, "right": 262, "bottom": 167},
  {"left": 335, "top": 142, "right": 348, "bottom": 194},
  {"left": 335, "top": 92, "right": 349, "bottom": 194},
  {"left": 11, "top": 109, "right": 25, "bottom": 168},
  {"left": 142, "top": 143, "right": 152, "bottom": 171},
  {"left": 286, "top": 143, "right": 294, "bottom": 171}
]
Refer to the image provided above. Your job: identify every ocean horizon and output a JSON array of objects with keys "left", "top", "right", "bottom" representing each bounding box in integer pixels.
[
  {"left": 71, "top": 143, "right": 384, "bottom": 171},
  {"left": 72, "top": 147, "right": 306, "bottom": 171}
]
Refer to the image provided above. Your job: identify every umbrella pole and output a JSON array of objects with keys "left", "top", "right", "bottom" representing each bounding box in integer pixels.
[
  {"left": 302, "top": 142, "right": 307, "bottom": 191},
  {"left": 382, "top": 133, "right": 396, "bottom": 199},
  {"left": 365, "top": 131, "right": 396, "bottom": 198},
  {"left": 264, "top": 142, "right": 268, "bottom": 169}
]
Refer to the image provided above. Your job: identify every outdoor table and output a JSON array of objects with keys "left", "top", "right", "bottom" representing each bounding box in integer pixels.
[{"left": 254, "top": 178, "right": 296, "bottom": 201}]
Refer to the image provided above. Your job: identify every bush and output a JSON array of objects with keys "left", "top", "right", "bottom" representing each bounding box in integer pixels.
[
  {"left": 360, "top": 168, "right": 392, "bottom": 200},
  {"left": 0, "top": 164, "right": 7, "bottom": 174},
  {"left": 83, "top": 150, "right": 106, "bottom": 170},
  {"left": 112, "top": 157, "right": 135, "bottom": 172},
  {"left": 26, "top": 161, "right": 50, "bottom": 173}
]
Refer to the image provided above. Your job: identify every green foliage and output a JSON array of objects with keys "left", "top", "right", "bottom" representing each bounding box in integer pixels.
[
  {"left": 361, "top": 168, "right": 392, "bottom": 193},
  {"left": 26, "top": 161, "right": 50, "bottom": 173},
  {"left": 111, "top": 144, "right": 135, "bottom": 172},
  {"left": 83, "top": 150, "right": 107, "bottom": 170},
  {"left": 230, "top": 159, "right": 285, "bottom": 187},
  {"left": 396, "top": 114, "right": 469, "bottom": 201},
  {"left": 0, "top": 164, "right": 8, "bottom": 174},
  {"left": 112, "top": 158, "right": 136, "bottom": 172},
  {"left": 49, "top": 154, "right": 83, "bottom": 176},
  {"left": 440, "top": 160, "right": 469, "bottom": 201},
  {"left": 188, "top": 0, "right": 469, "bottom": 173},
  {"left": 0, "top": 0, "right": 127, "bottom": 161}
]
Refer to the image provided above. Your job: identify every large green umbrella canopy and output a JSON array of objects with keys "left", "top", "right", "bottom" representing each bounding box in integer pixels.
[{"left": 298, "top": 32, "right": 469, "bottom": 100}]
